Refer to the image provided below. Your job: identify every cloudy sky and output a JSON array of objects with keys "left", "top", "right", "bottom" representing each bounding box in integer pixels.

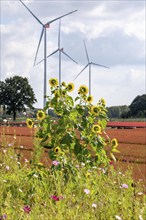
[{"left": 1, "top": 0, "right": 145, "bottom": 108}]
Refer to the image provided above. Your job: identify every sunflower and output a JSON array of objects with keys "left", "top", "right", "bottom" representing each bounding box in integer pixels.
[
  {"left": 61, "top": 81, "right": 66, "bottom": 87},
  {"left": 37, "top": 110, "right": 46, "bottom": 120},
  {"left": 100, "top": 98, "right": 106, "bottom": 106},
  {"left": 62, "top": 90, "right": 67, "bottom": 96},
  {"left": 26, "top": 119, "right": 34, "bottom": 128},
  {"left": 92, "top": 124, "right": 102, "bottom": 134},
  {"left": 91, "top": 105, "right": 100, "bottom": 116},
  {"left": 54, "top": 89, "right": 59, "bottom": 96},
  {"left": 66, "top": 83, "right": 75, "bottom": 92},
  {"left": 87, "top": 95, "right": 93, "bottom": 103},
  {"left": 78, "top": 85, "right": 89, "bottom": 95},
  {"left": 85, "top": 172, "right": 91, "bottom": 178},
  {"left": 111, "top": 138, "right": 118, "bottom": 148},
  {"left": 54, "top": 146, "right": 61, "bottom": 154},
  {"left": 49, "top": 78, "right": 58, "bottom": 87}
]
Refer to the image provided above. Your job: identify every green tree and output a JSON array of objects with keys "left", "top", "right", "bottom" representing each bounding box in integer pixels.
[
  {"left": 107, "top": 105, "right": 130, "bottom": 119},
  {"left": 129, "top": 94, "right": 146, "bottom": 117},
  {"left": 0, "top": 76, "right": 37, "bottom": 120}
]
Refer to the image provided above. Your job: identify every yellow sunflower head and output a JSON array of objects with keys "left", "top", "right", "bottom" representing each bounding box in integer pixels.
[
  {"left": 92, "top": 124, "right": 102, "bottom": 134},
  {"left": 91, "top": 105, "right": 100, "bottom": 116},
  {"left": 100, "top": 98, "right": 106, "bottom": 106},
  {"left": 66, "top": 83, "right": 75, "bottom": 92},
  {"left": 62, "top": 90, "right": 67, "bottom": 96},
  {"left": 85, "top": 172, "right": 91, "bottom": 178},
  {"left": 78, "top": 85, "right": 89, "bottom": 95},
  {"left": 54, "top": 146, "right": 61, "bottom": 154},
  {"left": 37, "top": 110, "right": 46, "bottom": 120},
  {"left": 49, "top": 78, "right": 58, "bottom": 87},
  {"left": 54, "top": 89, "right": 60, "bottom": 97},
  {"left": 61, "top": 81, "right": 66, "bottom": 87},
  {"left": 87, "top": 95, "right": 93, "bottom": 103},
  {"left": 111, "top": 138, "right": 118, "bottom": 148},
  {"left": 26, "top": 118, "right": 34, "bottom": 128}
]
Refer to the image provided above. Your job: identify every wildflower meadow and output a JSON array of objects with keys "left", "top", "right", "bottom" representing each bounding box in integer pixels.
[{"left": 0, "top": 79, "right": 146, "bottom": 220}]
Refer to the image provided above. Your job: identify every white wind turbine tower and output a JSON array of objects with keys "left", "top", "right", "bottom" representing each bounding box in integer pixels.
[
  {"left": 19, "top": 0, "right": 77, "bottom": 107},
  {"left": 74, "top": 40, "right": 109, "bottom": 95},
  {"left": 37, "top": 19, "right": 78, "bottom": 85}
]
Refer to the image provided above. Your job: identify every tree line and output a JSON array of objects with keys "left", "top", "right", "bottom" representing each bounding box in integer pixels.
[
  {"left": 0, "top": 76, "right": 145, "bottom": 120},
  {"left": 107, "top": 94, "right": 146, "bottom": 119}
]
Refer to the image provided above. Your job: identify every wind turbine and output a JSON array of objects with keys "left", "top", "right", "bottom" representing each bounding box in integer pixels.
[
  {"left": 74, "top": 40, "right": 109, "bottom": 95},
  {"left": 37, "top": 19, "right": 78, "bottom": 85},
  {"left": 19, "top": 0, "right": 77, "bottom": 107}
]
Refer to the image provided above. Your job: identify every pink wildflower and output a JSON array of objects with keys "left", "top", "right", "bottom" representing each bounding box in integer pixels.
[
  {"left": 51, "top": 195, "right": 63, "bottom": 201},
  {"left": 52, "top": 160, "right": 60, "bottom": 166},
  {"left": 23, "top": 205, "right": 31, "bottom": 213},
  {"left": 84, "top": 189, "right": 90, "bottom": 194},
  {"left": 120, "top": 183, "right": 128, "bottom": 189}
]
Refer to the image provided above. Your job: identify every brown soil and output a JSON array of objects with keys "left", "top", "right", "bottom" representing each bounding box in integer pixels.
[{"left": 0, "top": 126, "right": 146, "bottom": 183}]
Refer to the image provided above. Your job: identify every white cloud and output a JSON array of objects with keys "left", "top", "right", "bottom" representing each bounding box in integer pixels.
[{"left": 1, "top": 0, "right": 145, "bottom": 108}]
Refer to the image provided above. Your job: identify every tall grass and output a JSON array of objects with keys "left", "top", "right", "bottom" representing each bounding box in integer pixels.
[{"left": 0, "top": 144, "right": 145, "bottom": 220}]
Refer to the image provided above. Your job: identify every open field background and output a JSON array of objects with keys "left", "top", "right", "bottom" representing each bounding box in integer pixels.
[{"left": 0, "top": 126, "right": 145, "bottom": 184}]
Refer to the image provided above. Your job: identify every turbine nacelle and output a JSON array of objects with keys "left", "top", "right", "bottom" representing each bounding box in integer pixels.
[
  {"left": 44, "top": 24, "right": 50, "bottom": 28},
  {"left": 19, "top": 0, "right": 77, "bottom": 107},
  {"left": 37, "top": 19, "right": 78, "bottom": 85}
]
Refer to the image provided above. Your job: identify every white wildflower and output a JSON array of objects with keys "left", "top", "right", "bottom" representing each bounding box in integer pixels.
[
  {"left": 6, "top": 166, "right": 10, "bottom": 170},
  {"left": 33, "top": 174, "right": 38, "bottom": 178},
  {"left": 84, "top": 189, "right": 90, "bottom": 194},
  {"left": 138, "top": 192, "right": 143, "bottom": 195},
  {"left": 92, "top": 203, "right": 97, "bottom": 208},
  {"left": 115, "top": 215, "right": 122, "bottom": 220}
]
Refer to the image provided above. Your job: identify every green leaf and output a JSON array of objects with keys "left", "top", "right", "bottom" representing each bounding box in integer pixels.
[
  {"left": 74, "top": 139, "right": 82, "bottom": 155},
  {"left": 87, "top": 116, "right": 94, "bottom": 124},
  {"left": 110, "top": 153, "right": 116, "bottom": 162},
  {"left": 61, "top": 133, "right": 73, "bottom": 145},
  {"left": 41, "top": 134, "right": 49, "bottom": 143},
  {"left": 98, "top": 118, "right": 107, "bottom": 129},
  {"left": 112, "top": 148, "right": 120, "bottom": 153},
  {"left": 66, "top": 95, "right": 74, "bottom": 107},
  {"left": 70, "top": 110, "right": 78, "bottom": 122},
  {"left": 75, "top": 96, "right": 80, "bottom": 101}
]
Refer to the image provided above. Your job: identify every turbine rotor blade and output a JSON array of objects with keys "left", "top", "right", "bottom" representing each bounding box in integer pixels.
[
  {"left": 91, "top": 62, "right": 109, "bottom": 69},
  {"left": 19, "top": 0, "right": 43, "bottom": 26},
  {"left": 73, "top": 64, "right": 89, "bottom": 81},
  {"left": 34, "top": 27, "right": 44, "bottom": 66},
  {"left": 83, "top": 40, "right": 90, "bottom": 62},
  {"left": 36, "top": 49, "right": 59, "bottom": 65},
  {"left": 61, "top": 51, "right": 78, "bottom": 64},
  {"left": 45, "top": 10, "right": 78, "bottom": 25}
]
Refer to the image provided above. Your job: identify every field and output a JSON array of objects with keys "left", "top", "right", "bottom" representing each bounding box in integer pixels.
[{"left": 0, "top": 125, "right": 145, "bottom": 183}]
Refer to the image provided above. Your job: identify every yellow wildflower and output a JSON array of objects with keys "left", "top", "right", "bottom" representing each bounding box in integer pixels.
[
  {"left": 78, "top": 85, "right": 88, "bottom": 95},
  {"left": 100, "top": 98, "right": 106, "bottom": 106},
  {"left": 66, "top": 83, "right": 75, "bottom": 92},
  {"left": 92, "top": 124, "right": 102, "bottom": 134},
  {"left": 49, "top": 78, "right": 58, "bottom": 87},
  {"left": 37, "top": 110, "right": 46, "bottom": 120},
  {"left": 91, "top": 105, "right": 100, "bottom": 116},
  {"left": 61, "top": 82, "right": 66, "bottom": 87},
  {"left": 54, "top": 146, "right": 61, "bottom": 154},
  {"left": 26, "top": 118, "right": 34, "bottom": 128},
  {"left": 87, "top": 95, "right": 93, "bottom": 103},
  {"left": 111, "top": 138, "right": 118, "bottom": 148}
]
